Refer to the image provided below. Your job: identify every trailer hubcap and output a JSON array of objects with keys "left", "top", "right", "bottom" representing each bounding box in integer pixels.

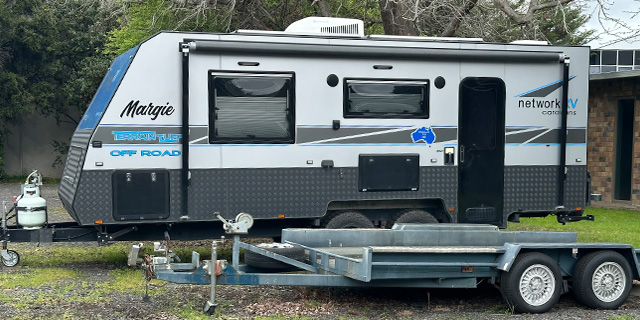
[
  {"left": 519, "top": 264, "right": 556, "bottom": 306},
  {"left": 592, "top": 262, "right": 626, "bottom": 302}
]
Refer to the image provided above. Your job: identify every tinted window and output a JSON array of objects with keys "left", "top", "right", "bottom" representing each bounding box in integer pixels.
[
  {"left": 619, "top": 50, "right": 633, "bottom": 65},
  {"left": 344, "top": 79, "right": 429, "bottom": 118},
  {"left": 602, "top": 50, "right": 617, "bottom": 65},
  {"left": 210, "top": 73, "right": 294, "bottom": 143}
]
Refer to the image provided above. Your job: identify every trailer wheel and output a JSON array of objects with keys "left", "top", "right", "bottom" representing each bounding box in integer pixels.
[
  {"left": 390, "top": 209, "right": 438, "bottom": 227},
  {"left": 501, "top": 252, "right": 562, "bottom": 313},
  {"left": 573, "top": 250, "right": 632, "bottom": 309},
  {"left": 244, "top": 243, "right": 305, "bottom": 269},
  {"left": 1, "top": 250, "right": 19, "bottom": 267},
  {"left": 322, "top": 211, "right": 374, "bottom": 229}
]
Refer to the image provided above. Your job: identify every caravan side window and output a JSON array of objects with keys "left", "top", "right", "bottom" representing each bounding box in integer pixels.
[
  {"left": 344, "top": 79, "right": 429, "bottom": 118},
  {"left": 209, "top": 72, "right": 294, "bottom": 144}
]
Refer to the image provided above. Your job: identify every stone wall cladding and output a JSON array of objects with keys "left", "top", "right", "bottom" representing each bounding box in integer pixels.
[{"left": 588, "top": 77, "right": 640, "bottom": 204}]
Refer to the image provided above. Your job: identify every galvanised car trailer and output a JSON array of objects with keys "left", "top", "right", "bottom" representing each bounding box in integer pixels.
[{"left": 130, "top": 213, "right": 640, "bottom": 315}]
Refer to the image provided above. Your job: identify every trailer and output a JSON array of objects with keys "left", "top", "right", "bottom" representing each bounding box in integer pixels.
[
  {"left": 132, "top": 213, "right": 640, "bottom": 315},
  {"left": 46, "top": 16, "right": 593, "bottom": 242}
]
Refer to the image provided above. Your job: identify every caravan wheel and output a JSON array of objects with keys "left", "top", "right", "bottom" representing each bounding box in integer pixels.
[
  {"left": 390, "top": 209, "right": 438, "bottom": 227},
  {"left": 322, "top": 211, "right": 374, "bottom": 229}
]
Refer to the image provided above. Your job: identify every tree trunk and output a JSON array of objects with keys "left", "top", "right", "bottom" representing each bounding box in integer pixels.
[
  {"left": 440, "top": 0, "right": 478, "bottom": 37},
  {"left": 378, "top": 0, "right": 419, "bottom": 35},
  {"left": 311, "top": 0, "right": 332, "bottom": 17}
]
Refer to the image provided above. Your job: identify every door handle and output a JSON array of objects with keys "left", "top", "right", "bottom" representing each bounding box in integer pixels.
[{"left": 459, "top": 146, "right": 465, "bottom": 163}]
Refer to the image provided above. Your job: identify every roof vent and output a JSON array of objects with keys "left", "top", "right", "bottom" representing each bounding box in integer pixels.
[{"left": 285, "top": 17, "right": 364, "bottom": 37}]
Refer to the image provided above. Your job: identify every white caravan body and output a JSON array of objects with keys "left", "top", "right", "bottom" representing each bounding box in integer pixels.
[{"left": 60, "top": 20, "right": 590, "bottom": 229}]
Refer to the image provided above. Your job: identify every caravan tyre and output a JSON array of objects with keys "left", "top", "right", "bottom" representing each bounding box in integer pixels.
[
  {"left": 500, "top": 252, "right": 562, "bottom": 314},
  {"left": 244, "top": 243, "right": 305, "bottom": 269},
  {"left": 390, "top": 209, "right": 438, "bottom": 228},
  {"left": 322, "top": 211, "right": 375, "bottom": 229},
  {"left": 573, "top": 250, "right": 632, "bottom": 309}
]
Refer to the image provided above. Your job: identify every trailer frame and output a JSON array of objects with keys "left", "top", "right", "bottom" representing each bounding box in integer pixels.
[{"left": 136, "top": 216, "right": 640, "bottom": 314}]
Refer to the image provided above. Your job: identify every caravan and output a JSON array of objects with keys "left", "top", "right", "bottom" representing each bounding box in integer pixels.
[{"left": 59, "top": 17, "right": 591, "bottom": 236}]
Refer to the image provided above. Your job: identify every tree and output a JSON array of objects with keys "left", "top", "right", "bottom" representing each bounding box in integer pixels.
[
  {"left": 0, "top": 0, "right": 117, "bottom": 175},
  {"left": 373, "top": 0, "right": 594, "bottom": 44}
]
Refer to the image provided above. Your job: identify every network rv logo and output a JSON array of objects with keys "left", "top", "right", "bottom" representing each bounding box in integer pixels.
[{"left": 515, "top": 76, "right": 578, "bottom": 116}]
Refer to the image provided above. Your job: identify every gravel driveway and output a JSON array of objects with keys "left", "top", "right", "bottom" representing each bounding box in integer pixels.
[{"left": 1, "top": 182, "right": 640, "bottom": 319}]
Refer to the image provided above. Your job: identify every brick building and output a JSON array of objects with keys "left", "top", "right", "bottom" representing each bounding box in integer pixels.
[{"left": 588, "top": 49, "right": 640, "bottom": 205}]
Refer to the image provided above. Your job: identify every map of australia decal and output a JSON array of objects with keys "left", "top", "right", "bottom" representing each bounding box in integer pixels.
[{"left": 411, "top": 127, "right": 436, "bottom": 144}]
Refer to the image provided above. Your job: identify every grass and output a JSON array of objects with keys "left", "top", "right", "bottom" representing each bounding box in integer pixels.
[
  {"left": 507, "top": 207, "right": 640, "bottom": 246},
  {"left": 12, "top": 240, "right": 231, "bottom": 267},
  {"left": 0, "top": 267, "right": 83, "bottom": 289},
  {"left": 607, "top": 315, "right": 640, "bottom": 320}
]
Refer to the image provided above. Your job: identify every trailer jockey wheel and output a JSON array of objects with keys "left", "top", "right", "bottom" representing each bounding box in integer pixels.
[
  {"left": 500, "top": 252, "right": 562, "bottom": 313},
  {"left": 573, "top": 250, "right": 632, "bottom": 309},
  {"left": 203, "top": 301, "right": 216, "bottom": 315},
  {"left": 322, "top": 211, "right": 374, "bottom": 229},
  {"left": 1, "top": 250, "right": 20, "bottom": 267},
  {"left": 390, "top": 209, "right": 438, "bottom": 228}
]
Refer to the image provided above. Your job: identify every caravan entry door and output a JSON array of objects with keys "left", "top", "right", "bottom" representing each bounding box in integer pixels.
[{"left": 457, "top": 77, "right": 505, "bottom": 225}]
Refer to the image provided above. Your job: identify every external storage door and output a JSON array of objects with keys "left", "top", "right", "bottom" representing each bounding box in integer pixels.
[{"left": 457, "top": 77, "right": 505, "bottom": 226}]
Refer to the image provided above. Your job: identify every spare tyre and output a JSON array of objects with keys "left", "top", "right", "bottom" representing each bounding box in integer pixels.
[{"left": 244, "top": 243, "right": 305, "bottom": 269}]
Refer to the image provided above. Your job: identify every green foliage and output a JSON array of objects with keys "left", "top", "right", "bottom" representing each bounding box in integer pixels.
[
  {"left": 105, "top": 0, "right": 229, "bottom": 55},
  {"left": 536, "top": 3, "right": 595, "bottom": 45},
  {"left": 508, "top": 207, "right": 640, "bottom": 246},
  {"left": 105, "top": 0, "right": 173, "bottom": 55},
  {"left": 0, "top": 0, "right": 116, "bottom": 173}
]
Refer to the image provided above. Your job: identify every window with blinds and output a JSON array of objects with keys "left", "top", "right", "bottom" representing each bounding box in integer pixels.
[
  {"left": 209, "top": 72, "right": 295, "bottom": 144},
  {"left": 344, "top": 79, "right": 429, "bottom": 118}
]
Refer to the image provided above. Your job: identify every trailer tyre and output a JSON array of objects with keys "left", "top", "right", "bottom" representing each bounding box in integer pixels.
[
  {"left": 322, "top": 211, "right": 375, "bottom": 229},
  {"left": 1, "top": 250, "right": 19, "bottom": 267},
  {"left": 501, "top": 252, "right": 562, "bottom": 313},
  {"left": 390, "top": 209, "right": 438, "bottom": 227},
  {"left": 573, "top": 250, "right": 632, "bottom": 309},
  {"left": 244, "top": 243, "right": 305, "bottom": 269}
]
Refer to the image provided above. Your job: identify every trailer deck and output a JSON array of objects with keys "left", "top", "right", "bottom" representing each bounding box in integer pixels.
[{"left": 133, "top": 216, "right": 640, "bottom": 315}]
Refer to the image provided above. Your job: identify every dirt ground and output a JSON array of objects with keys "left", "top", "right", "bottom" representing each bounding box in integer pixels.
[{"left": 1, "top": 183, "right": 640, "bottom": 319}]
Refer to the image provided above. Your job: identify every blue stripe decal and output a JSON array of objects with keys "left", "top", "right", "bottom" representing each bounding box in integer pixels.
[{"left": 514, "top": 75, "right": 576, "bottom": 97}]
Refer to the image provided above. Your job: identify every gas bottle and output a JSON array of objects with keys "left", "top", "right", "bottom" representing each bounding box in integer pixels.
[{"left": 16, "top": 185, "right": 47, "bottom": 229}]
